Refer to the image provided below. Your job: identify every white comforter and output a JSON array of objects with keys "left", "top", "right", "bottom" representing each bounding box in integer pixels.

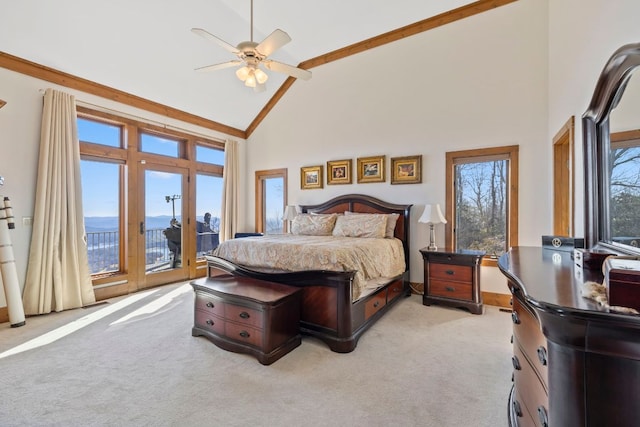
[{"left": 212, "top": 234, "right": 406, "bottom": 301}]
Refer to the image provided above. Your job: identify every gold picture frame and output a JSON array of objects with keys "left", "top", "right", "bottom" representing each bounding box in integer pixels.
[
  {"left": 300, "top": 165, "right": 323, "bottom": 189},
  {"left": 357, "top": 155, "right": 385, "bottom": 183},
  {"left": 391, "top": 155, "right": 422, "bottom": 184},
  {"left": 327, "top": 159, "right": 352, "bottom": 185}
]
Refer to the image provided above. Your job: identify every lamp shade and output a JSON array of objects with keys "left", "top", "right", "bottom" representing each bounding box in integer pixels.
[
  {"left": 283, "top": 205, "right": 298, "bottom": 221},
  {"left": 418, "top": 204, "right": 447, "bottom": 225}
]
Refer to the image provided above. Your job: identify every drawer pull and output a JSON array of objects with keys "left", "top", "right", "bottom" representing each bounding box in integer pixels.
[
  {"left": 373, "top": 301, "right": 380, "bottom": 308},
  {"left": 512, "top": 399, "right": 523, "bottom": 418},
  {"left": 206, "top": 319, "right": 214, "bottom": 326},
  {"left": 537, "top": 406, "right": 549, "bottom": 427},
  {"left": 392, "top": 287, "right": 400, "bottom": 292},
  {"left": 510, "top": 335, "right": 513, "bottom": 344},
  {"left": 445, "top": 270, "right": 455, "bottom": 275},
  {"left": 537, "top": 346, "right": 548, "bottom": 366},
  {"left": 511, "top": 355, "right": 521, "bottom": 371},
  {"left": 511, "top": 311, "right": 520, "bottom": 324},
  {"left": 206, "top": 302, "right": 214, "bottom": 308},
  {"left": 239, "top": 330, "right": 250, "bottom": 338},
  {"left": 445, "top": 286, "right": 455, "bottom": 292},
  {"left": 239, "top": 311, "right": 250, "bottom": 319}
]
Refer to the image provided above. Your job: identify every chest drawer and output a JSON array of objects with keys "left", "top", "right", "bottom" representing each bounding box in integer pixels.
[
  {"left": 512, "top": 344, "right": 548, "bottom": 425},
  {"left": 225, "top": 304, "right": 264, "bottom": 329},
  {"left": 194, "top": 309, "right": 225, "bottom": 335},
  {"left": 429, "top": 279, "right": 472, "bottom": 300},
  {"left": 429, "top": 263, "right": 472, "bottom": 283},
  {"left": 195, "top": 293, "right": 225, "bottom": 317},
  {"left": 512, "top": 297, "right": 548, "bottom": 386},
  {"left": 225, "top": 322, "right": 262, "bottom": 348}
]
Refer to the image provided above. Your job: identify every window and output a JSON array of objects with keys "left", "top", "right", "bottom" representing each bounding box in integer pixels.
[
  {"left": 140, "top": 132, "right": 180, "bottom": 157},
  {"left": 255, "top": 169, "right": 288, "bottom": 234},
  {"left": 446, "top": 145, "right": 518, "bottom": 262}
]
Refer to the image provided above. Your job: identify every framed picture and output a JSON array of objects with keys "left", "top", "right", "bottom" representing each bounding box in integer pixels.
[
  {"left": 357, "top": 155, "right": 385, "bottom": 183},
  {"left": 391, "top": 155, "right": 422, "bottom": 184},
  {"left": 327, "top": 159, "right": 352, "bottom": 185},
  {"left": 300, "top": 165, "right": 323, "bottom": 189}
]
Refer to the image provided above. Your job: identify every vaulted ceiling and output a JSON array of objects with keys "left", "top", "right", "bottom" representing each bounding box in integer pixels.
[{"left": 0, "top": 0, "right": 513, "bottom": 136}]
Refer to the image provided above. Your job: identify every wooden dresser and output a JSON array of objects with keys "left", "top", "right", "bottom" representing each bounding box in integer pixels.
[
  {"left": 191, "top": 275, "right": 302, "bottom": 365},
  {"left": 420, "top": 248, "right": 484, "bottom": 314},
  {"left": 499, "top": 246, "right": 640, "bottom": 427}
]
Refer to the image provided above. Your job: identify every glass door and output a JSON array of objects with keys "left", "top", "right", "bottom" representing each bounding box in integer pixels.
[{"left": 140, "top": 164, "right": 189, "bottom": 288}]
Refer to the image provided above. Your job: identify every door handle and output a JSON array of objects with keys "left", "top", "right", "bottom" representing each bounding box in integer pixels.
[{"left": 139, "top": 221, "right": 145, "bottom": 235}]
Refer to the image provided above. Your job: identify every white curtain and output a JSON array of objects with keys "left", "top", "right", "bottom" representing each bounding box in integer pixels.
[
  {"left": 22, "top": 89, "right": 95, "bottom": 315},
  {"left": 220, "top": 139, "right": 239, "bottom": 242}
]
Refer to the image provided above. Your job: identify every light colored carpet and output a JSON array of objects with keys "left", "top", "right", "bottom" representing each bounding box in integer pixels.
[{"left": 0, "top": 283, "right": 513, "bottom": 427}]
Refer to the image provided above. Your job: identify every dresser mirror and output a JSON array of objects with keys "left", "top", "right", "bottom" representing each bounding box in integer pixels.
[{"left": 583, "top": 42, "right": 640, "bottom": 253}]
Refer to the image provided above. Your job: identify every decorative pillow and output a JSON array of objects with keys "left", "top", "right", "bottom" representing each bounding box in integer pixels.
[
  {"left": 332, "top": 214, "right": 387, "bottom": 238},
  {"left": 344, "top": 211, "right": 399, "bottom": 238},
  {"left": 291, "top": 213, "right": 337, "bottom": 236}
]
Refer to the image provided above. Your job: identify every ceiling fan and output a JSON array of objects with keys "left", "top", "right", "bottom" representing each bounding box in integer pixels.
[{"left": 191, "top": 0, "right": 312, "bottom": 92}]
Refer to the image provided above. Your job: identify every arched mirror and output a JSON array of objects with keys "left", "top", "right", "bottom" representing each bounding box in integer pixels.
[{"left": 583, "top": 42, "right": 640, "bottom": 252}]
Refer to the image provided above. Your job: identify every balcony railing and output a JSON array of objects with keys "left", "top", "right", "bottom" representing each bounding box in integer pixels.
[{"left": 86, "top": 228, "right": 219, "bottom": 275}]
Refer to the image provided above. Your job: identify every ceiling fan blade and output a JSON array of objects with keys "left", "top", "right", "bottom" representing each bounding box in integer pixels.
[
  {"left": 264, "top": 60, "right": 312, "bottom": 81},
  {"left": 191, "top": 28, "right": 238, "bottom": 54},
  {"left": 195, "top": 60, "right": 242, "bottom": 72},
  {"left": 256, "top": 29, "right": 291, "bottom": 57}
]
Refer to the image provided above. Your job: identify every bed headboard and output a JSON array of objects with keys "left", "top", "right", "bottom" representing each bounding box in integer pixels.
[{"left": 299, "top": 194, "right": 412, "bottom": 271}]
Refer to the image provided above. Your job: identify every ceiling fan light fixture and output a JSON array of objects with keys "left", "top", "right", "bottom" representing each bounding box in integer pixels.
[
  {"left": 244, "top": 71, "right": 257, "bottom": 87},
  {"left": 254, "top": 68, "right": 268, "bottom": 84},
  {"left": 236, "top": 66, "right": 251, "bottom": 81}
]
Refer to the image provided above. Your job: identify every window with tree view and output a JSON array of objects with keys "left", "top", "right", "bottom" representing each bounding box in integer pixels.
[{"left": 447, "top": 146, "right": 518, "bottom": 260}]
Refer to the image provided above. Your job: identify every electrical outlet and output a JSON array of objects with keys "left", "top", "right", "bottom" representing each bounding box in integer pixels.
[{"left": 22, "top": 217, "right": 33, "bottom": 226}]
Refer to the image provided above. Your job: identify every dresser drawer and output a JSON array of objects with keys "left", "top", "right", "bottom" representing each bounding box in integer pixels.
[
  {"left": 429, "top": 263, "right": 472, "bottom": 283},
  {"left": 365, "top": 291, "right": 386, "bottom": 320},
  {"left": 512, "top": 387, "right": 540, "bottom": 427},
  {"left": 429, "top": 279, "right": 472, "bottom": 300},
  {"left": 512, "top": 344, "right": 548, "bottom": 426},
  {"left": 195, "top": 293, "right": 225, "bottom": 317},
  {"left": 225, "top": 322, "right": 262, "bottom": 348},
  {"left": 225, "top": 304, "right": 263, "bottom": 329},
  {"left": 512, "top": 297, "right": 548, "bottom": 386},
  {"left": 194, "top": 309, "right": 225, "bottom": 335}
]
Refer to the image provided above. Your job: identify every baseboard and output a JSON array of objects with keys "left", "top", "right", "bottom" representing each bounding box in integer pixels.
[
  {"left": 482, "top": 291, "right": 512, "bottom": 309},
  {"left": 412, "top": 283, "right": 511, "bottom": 309},
  {"left": 0, "top": 306, "right": 9, "bottom": 324}
]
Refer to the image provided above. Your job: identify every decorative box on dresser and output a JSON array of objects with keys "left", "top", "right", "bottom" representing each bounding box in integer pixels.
[
  {"left": 420, "top": 248, "right": 484, "bottom": 314},
  {"left": 499, "top": 247, "right": 640, "bottom": 427},
  {"left": 191, "top": 275, "right": 302, "bottom": 365}
]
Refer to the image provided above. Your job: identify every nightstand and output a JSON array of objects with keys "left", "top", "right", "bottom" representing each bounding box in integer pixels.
[{"left": 420, "top": 248, "right": 484, "bottom": 314}]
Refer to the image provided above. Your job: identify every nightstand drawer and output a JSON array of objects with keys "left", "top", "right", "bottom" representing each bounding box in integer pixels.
[
  {"left": 195, "top": 293, "right": 225, "bottom": 317},
  {"left": 225, "top": 322, "right": 262, "bottom": 348},
  {"left": 194, "top": 309, "right": 225, "bottom": 335},
  {"left": 429, "top": 263, "right": 472, "bottom": 283},
  {"left": 429, "top": 279, "right": 472, "bottom": 300}
]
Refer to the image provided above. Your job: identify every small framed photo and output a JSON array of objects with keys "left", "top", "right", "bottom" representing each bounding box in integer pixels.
[
  {"left": 327, "top": 159, "right": 352, "bottom": 185},
  {"left": 357, "top": 155, "right": 385, "bottom": 183},
  {"left": 300, "top": 165, "right": 323, "bottom": 189},
  {"left": 391, "top": 155, "right": 422, "bottom": 184}
]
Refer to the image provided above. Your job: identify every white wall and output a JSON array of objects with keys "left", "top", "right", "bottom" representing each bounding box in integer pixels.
[
  {"left": 548, "top": 0, "right": 640, "bottom": 238},
  {"left": 0, "top": 67, "right": 245, "bottom": 307},
  {"left": 247, "top": 0, "right": 549, "bottom": 294}
]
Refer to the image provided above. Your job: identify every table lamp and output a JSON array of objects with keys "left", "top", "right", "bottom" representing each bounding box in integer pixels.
[
  {"left": 282, "top": 205, "right": 298, "bottom": 233},
  {"left": 419, "top": 204, "right": 447, "bottom": 251}
]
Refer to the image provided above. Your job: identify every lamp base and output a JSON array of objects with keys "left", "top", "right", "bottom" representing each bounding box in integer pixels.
[{"left": 427, "top": 224, "right": 438, "bottom": 251}]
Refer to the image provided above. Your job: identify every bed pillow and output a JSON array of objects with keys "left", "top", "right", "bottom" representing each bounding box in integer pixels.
[
  {"left": 344, "top": 211, "right": 400, "bottom": 238},
  {"left": 291, "top": 213, "right": 338, "bottom": 236},
  {"left": 332, "top": 214, "right": 387, "bottom": 238}
]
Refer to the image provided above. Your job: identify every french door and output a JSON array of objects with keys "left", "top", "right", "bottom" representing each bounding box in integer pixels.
[{"left": 138, "top": 164, "right": 190, "bottom": 289}]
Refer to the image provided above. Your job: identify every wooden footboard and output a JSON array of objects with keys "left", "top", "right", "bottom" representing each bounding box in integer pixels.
[{"left": 206, "top": 256, "right": 408, "bottom": 352}]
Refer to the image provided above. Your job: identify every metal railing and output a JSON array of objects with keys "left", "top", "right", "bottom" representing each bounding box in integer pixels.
[{"left": 86, "top": 228, "right": 219, "bottom": 274}]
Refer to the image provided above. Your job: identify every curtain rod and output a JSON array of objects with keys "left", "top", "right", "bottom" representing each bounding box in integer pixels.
[{"left": 38, "top": 88, "right": 226, "bottom": 143}]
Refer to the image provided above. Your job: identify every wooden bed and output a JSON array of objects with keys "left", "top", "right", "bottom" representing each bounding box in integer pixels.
[{"left": 204, "top": 194, "right": 412, "bottom": 353}]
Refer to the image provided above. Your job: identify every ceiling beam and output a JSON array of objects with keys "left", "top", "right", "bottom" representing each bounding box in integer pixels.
[{"left": 246, "top": 0, "right": 518, "bottom": 137}]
